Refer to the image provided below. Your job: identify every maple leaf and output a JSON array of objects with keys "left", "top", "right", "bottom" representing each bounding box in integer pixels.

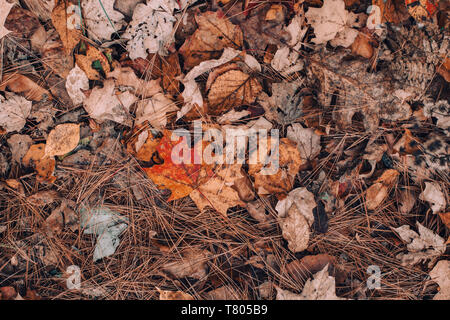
[{"left": 143, "top": 130, "right": 213, "bottom": 201}]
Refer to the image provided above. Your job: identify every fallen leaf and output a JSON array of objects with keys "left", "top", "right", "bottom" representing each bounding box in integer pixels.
[
  {"left": 81, "top": 0, "right": 125, "bottom": 41},
  {"left": 206, "top": 64, "right": 262, "bottom": 115},
  {"left": 0, "top": 93, "right": 32, "bottom": 133},
  {"left": 75, "top": 45, "right": 111, "bottom": 80},
  {"left": 22, "top": 0, "right": 55, "bottom": 21},
  {"left": 158, "top": 288, "right": 194, "bottom": 300},
  {"left": 179, "top": 11, "right": 243, "bottom": 70},
  {"left": 7, "top": 134, "right": 32, "bottom": 163},
  {"left": 44, "top": 123, "right": 80, "bottom": 158},
  {"left": 372, "top": 0, "right": 410, "bottom": 24},
  {"left": 287, "top": 123, "right": 321, "bottom": 164},
  {"left": 27, "top": 190, "right": 60, "bottom": 206},
  {"left": 51, "top": 2, "right": 82, "bottom": 54},
  {"left": 0, "top": 73, "right": 50, "bottom": 101},
  {"left": 429, "top": 260, "right": 450, "bottom": 300},
  {"left": 276, "top": 265, "right": 345, "bottom": 300},
  {"left": 143, "top": 130, "right": 213, "bottom": 201},
  {"left": 189, "top": 164, "right": 245, "bottom": 216},
  {"left": 365, "top": 169, "right": 399, "bottom": 210},
  {"left": 123, "top": 123, "right": 161, "bottom": 162},
  {"left": 40, "top": 28, "right": 74, "bottom": 78},
  {"left": 204, "top": 286, "right": 242, "bottom": 300},
  {"left": 249, "top": 138, "right": 302, "bottom": 197},
  {"left": 0, "top": 0, "right": 14, "bottom": 40},
  {"left": 394, "top": 222, "right": 446, "bottom": 266},
  {"left": 0, "top": 286, "right": 18, "bottom": 300},
  {"left": 285, "top": 254, "right": 346, "bottom": 284},
  {"left": 22, "top": 143, "right": 56, "bottom": 183},
  {"left": 123, "top": 0, "right": 180, "bottom": 59},
  {"left": 275, "top": 187, "right": 316, "bottom": 252},
  {"left": 162, "top": 248, "right": 211, "bottom": 279},
  {"left": 107, "top": 66, "right": 162, "bottom": 98},
  {"left": 350, "top": 31, "right": 375, "bottom": 59},
  {"left": 83, "top": 80, "right": 138, "bottom": 125},
  {"left": 305, "top": 0, "right": 360, "bottom": 47},
  {"left": 65, "top": 64, "right": 89, "bottom": 106},
  {"left": 419, "top": 182, "right": 447, "bottom": 214},
  {"left": 439, "top": 212, "right": 450, "bottom": 230},
  {"left": 80, "top": 206, "right": 129, "bottom": 262}
]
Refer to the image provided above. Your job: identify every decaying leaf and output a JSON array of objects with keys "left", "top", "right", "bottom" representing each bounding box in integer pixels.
[
  {"left": 0, "top": 93, "right": 32, "bottom": 133},
  {"left": 249, "top": 138, "right": 302, "bottom": 197},
  {"left": 179, "top": 11, "right": 243, "bottom": 70},
  {"left": 7, "top": 134, "right": 32, "bottom": 164},
  {"left": 81, "top": 0, "right": 125, "bottom": 41},
  {"left": 83, "top": 80, "right": 138, "bottom": 125},
  {"left": 124, "top": 123, "right": 161, "bottom": 162},
  {"left": 275, "top": 187, "right": 316, "bottom": 252},
  {"left": 66, "top": 64, "right": 89, "bottom": 106},
  {"left": 162, "top": 248, "right": 211, "bottom": 279},
  {"left": 44, "top": 123, "right": 80, "bottom": 158},
  {"left": 123, "top": 0, "right": 181, "bottom": 59},
  {"left": 0, "top": 73, "right": 50, "bottom": 101},
  {"left": 189, "top": 164, "right": 245, "bottom": 216},
  {"left": 80, "top": 206, "right": 129, "bottom": 262},
  {"left": 22, "top": 144, "right": 56, "bottom": 183},
  {"left": 429, "top": 260, "right": 450, "bottom": 300},
  {"left": 419, "top": 182, "right": 447, "bottom": 214},
  {"left": 158, "top": 288, "right": 194, "bottom": 300},
  {"left": 276, "top": 265, "right": 345, "bottom": 300},
  {"left": 394, "top": 222, "right": 446, "bottom": 266},
  {"left": 27, "top": 190, "right": 59, "bottom": 206},
  {"left": 40, "top": 28, "right": 74, "bottom": 78}
]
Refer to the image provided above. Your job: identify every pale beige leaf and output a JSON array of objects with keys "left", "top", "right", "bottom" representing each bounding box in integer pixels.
[{"left": 45, "top": 123, "right": 80, "bottom": 157}]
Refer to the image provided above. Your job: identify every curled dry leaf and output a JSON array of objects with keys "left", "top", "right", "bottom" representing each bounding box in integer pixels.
[
  {"left": 179, "top": 11, "right": 243, "bottom": 70},
  {"left": 81, "top": 0, "right": 125, "bottom": 41},
  {"left": 0, "top": 93, "right": 32, "bottom": 133},
  {"left": 276, "top": 265, "right": 345, "bottom": 300},
  {"left": 429, "top": 260, "right": 450, "bottom": 300},
  {"left": 22, "top": 144, "right": 56, "bottom": 183},
  {"left": 83, "top": 80, "right": 138, "bottom": 125},
  {"left": 66, "top": 64, "right": 89, "bottom": 106},
  {"left": 365, "top": 169, "right": 399, "bottom": 210},
  {"left": 158, "top": 289, "right": 194, "bottom": 300},
  {"left": 419, "top": 182, "right": 447, "bottom": 214},
  {"left": 162, "top": 248, "right": 211, "bottom": 279},
  {"left": 189, "top": 164, "right": 245, "bottom": 216},
  {"left": 44, "top": 123, "right": 80, "bottom": 158},
  {"left": 0, "top": 73, "right": 51, "bottom": 101},
  {"left": 275, "top": 187, "right": 316, "bottom": 252},
  {"left": 394, "top": 222, "right": 446, "bottom": 266}
]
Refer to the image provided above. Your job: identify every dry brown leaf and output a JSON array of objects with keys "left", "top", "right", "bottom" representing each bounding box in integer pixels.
[
  {"left": 206, "top": 65, "right": 262, "bottom": 115},
  {"left": 22, "top": 143, "right": 56, "bottom": 183},
  {"left": 372, "top": 0, "right": 410, "bottom": 24},
  {"left": 124, "top": 123, "right": 161, "bottom": 162},
  {"left": 107, "top": 66, "right": 162, "bottom": 98},
  {"left": 51, "top": 2, "right": 82, "bottom": 54},
  {"left": 75, "top": 45, "right": 111, "bottom": 80},
  {"left": 179, "top": 11, "right": 243, "bottom": 70},
  {"left": 41, "top": 28, "right": 74, "bottom": 78},
  {"left": 0, "top": 73, "right": 51, "bottom": 101},
  {"left": 158, "top": 289, "right": 194, "bottom": 300},
  {"left": 350, "top": 31, "right": 375, "bottom": 59},
  {"left": 27, "top": 190, "right": 60, "bottom": 206},
  {"left": 250, "top": 138, "right": 302, "bottom": 197},
  {"left": 365, "top": 169, "right": 399, "bottom": 210},
  {"left": 162, "top": 248, "right": 211, "bottom": 279},
  {"left": 429, "top": 260, "right": 450, "bottom": 300},
  {"left": 0, "top": 0, "right": 14, "bottom": 40},
  {"left": 189, "top": 164, "right": 245, "bottom": 216},
  {"left": 285, "top": 254, "right": 346, "bottom": 284},
  {"left": 439, "top": 212, "right": 450, "bottom": 230},
  {"left": 44, "top": 123, "right": 80, "bottom": 158}
]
